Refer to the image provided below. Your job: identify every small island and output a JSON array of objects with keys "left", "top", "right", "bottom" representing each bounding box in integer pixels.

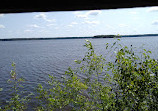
[
  {"left": 93, "top": 34, "right": 158, "bottom": 38},
  {"left": 93, "top": 35, "right": 121, "bottom": 38}
]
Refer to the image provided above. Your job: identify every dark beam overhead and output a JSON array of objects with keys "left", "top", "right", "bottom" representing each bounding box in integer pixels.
[{"left": 0, "top": 0, "right": 158, "bottom": 13}]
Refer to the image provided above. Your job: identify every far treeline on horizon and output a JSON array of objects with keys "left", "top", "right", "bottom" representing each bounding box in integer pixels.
[{"left": 0, "top": 34, "right": 158, "bottom": 41}]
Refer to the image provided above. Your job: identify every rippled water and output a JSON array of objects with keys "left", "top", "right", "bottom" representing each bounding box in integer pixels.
[{"left": 0, "top": 37, "right": 158, "bottom": 109}]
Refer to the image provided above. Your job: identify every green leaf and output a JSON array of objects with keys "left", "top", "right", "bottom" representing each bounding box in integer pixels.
[
  {"left": 147, "top": 51, "right": 151, "bottom": 53},
  {"left": 74, "top": 60, "right": 81, "bottom": 64}
]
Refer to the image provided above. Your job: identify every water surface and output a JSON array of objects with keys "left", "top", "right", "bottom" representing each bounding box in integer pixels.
[{"left": 0, "top": 37, "right": 158, "bottom": 109}]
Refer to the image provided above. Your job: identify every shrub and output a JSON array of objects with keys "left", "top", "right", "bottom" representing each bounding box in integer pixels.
[
  {"left": 36, "top": 39, "right": 158, "bottom": 111},
  {"left": 1, "top": 62, "right": 33, "bottom": 111}
]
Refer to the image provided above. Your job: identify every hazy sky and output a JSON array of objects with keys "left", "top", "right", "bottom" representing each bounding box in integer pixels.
[{"left": 0, "top": 6, "right": 158, "bottom": 39}]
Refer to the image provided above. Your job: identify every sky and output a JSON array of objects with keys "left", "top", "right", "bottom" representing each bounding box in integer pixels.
[{"left": 0, "top": 6, "right": 158, "bottom": 39}]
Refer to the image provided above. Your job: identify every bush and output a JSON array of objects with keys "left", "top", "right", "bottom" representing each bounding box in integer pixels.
[
  {"left": 1, "top": 62, "right": 33, "bottom": 111},
  {"left": 36, "top": 39, "right": 158, "bottom": 111}
]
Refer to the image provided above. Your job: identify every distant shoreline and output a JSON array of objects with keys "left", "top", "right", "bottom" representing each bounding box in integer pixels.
[
  {"left": 0, "top": 34, "right": 158, "bottom": 41},
  {"left": 0, "top": 37, "right": 93, "bottom": 41}
]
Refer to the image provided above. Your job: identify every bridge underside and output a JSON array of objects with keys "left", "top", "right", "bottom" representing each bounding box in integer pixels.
[{"left": 0, "top": 0, "right": 158, "bottom": 13}]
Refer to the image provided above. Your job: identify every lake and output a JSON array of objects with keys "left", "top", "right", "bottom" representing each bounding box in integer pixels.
[{"left": 0, "top": 36, "right": 158, "bottom": 109}]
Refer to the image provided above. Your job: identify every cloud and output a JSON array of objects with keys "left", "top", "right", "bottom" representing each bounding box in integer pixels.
[
  {"left": 68, "top": 24, "right": 73, "bottom": 27},
  {"left": 34, "top": 13, "right": 46, "bottom": 19},
  {"left": 87, "top": 10, "right": 101, "bottom": 16},
  {"left": 148, "top": 6, "right": 158, "bottom": 12},
  {"left": 75, "top": 10, "right": 101, "bottom": 19},
  {"left": 28, "top": 24, "right": 40, "bottom": 28},
  {"left": 0, "top": 24, "right": 5, "bottom": 28},
  {"left": 76, "top": 14, "right": 88, "bottom": 18},
  {"left": 73, "top": 11, "right": 88, "bottom": 18},
  {"left": 84, "top": 20, "right": 100, "bottom": 25},
  {"left": 68, "top": 22, "right": 78, "bottom": 27},
  {"left": 0, "top": 14, "right": 4, "bottom": 17},
  {"left": 152, "top": 20, "right": 158, "bottom": 25},
  {"left": 24, "top": 29, "right": 33, "bottom": 32},
  {"left": 46, "top": 24, "right": 55, "bottom": 27},
  {"left": 34, "top": 13, "right": 55, "bottom": 22}
]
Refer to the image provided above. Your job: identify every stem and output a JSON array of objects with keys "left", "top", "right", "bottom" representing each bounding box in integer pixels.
[
  {"left": 96, "top": 69, "right": 104, "bottom": 111},
  {"left": 13, "top": 65, "right": 18, "bottom": 110}
]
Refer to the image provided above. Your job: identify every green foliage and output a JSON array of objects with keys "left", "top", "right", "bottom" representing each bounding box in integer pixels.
[
  {"left": 1, "top": 62, "right": 33, "bottom": 111},
  {"left": 36, "top": 39, "right": 158, "bottom": 111},
  {"left": 112, "top": 45, "right": 158, "bottom": 110},
  {"left": 36, "top": 39, "right": 115, "bottom": 110}
]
